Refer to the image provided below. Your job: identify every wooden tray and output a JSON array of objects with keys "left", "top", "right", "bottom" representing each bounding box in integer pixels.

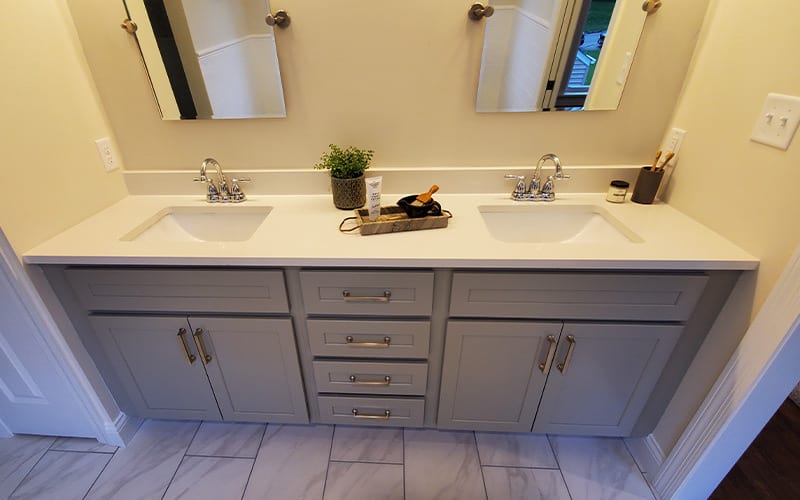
[{"left": 339, "top": 206, "right": 452, "bottom": 235}]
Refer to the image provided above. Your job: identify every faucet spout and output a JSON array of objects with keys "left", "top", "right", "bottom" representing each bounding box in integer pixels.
[{"left": 536, "top": 153, "right": 569, "bottom": 180}]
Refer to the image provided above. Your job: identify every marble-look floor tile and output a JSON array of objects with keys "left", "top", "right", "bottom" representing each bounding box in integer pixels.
[
  {"left": 186, "top": 421, "right": 265, "bottom": 458},
  {"left": 163, "top": 456, "right": 253, "bottom": 500},
  {"left": 550, "top": 435, "right": 655, "bottom": 500},
  {"left": 482, "top": 466, "right": 571, "bottom": 500},
  {"left": 404, "top": 429, "right": 486, "bottom": 500},
  {"left": 330, "top": 426, "right": 403, "bottom": 464},
  {"left": 0, "top": 435, "right": 55, "bottom": 499},
  {"left": 243, "top": 424, "right": 333, "bottom": 500},
  {"left": 476, "top": 432, "right": 558, "bottom": 468},
  {"left": 85, "top": 419, "right": 200, "bottom": 500},
  {"left": 50, "top": 437, "right": 117, "bottom": 454},
  {"left": 324, "top": 461, "right": 403, "bottom": 500},
  {"left": 10, "top": 450, "right": 111, "bottom": 500}
]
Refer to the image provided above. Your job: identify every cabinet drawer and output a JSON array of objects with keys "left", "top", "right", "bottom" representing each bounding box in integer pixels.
[
  {"left": 307, "top": 320, "right": 430, "bottom": 359},
  {"left": 300, "top": 271, "right": 433, "bottom": 316},
  {"left": 317, "top": 396, "right": 424, "bottom": 427},
  {"left": 313, "top": 361, "right": 428, "bottom": 396},
  {"left": 450, "top": 272, "right": 708, "bottom": 321},
  {"left": 66, "top": 268, "right": 288, "bottom": 313}
]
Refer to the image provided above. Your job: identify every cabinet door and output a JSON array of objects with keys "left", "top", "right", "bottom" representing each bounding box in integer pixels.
[
  {"left": 532, "top": 323, "right": 681, "bottom": 436},
  {"left": 90, "top": 315, "right": 222, "bottom": 420},
  {"left": 438, "top": 321, "right": 563, "bottom": 432},
  {"left": 188, "top": 317, "right": 308, "bottom": 424}
]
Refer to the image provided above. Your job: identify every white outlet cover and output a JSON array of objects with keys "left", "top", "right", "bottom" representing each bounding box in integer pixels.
[{"left": 751, "top": 93, "right": 800, "bottom": 150}]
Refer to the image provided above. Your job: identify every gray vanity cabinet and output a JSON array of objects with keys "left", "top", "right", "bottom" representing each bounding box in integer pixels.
[
  {"left": 188, "top": 316, "right": 308, "bottom": 423},
  {"left": 67, "top": 267, "right": 308, "bottom": 424},
  {"left": 437, "top": 321, "right": 563, "bottom": 432},
  {"left": 532, "top": 323, "right": 681, "bottom": 436},
  {"left": 90, "top": 315, "right": 222, "bottom": 421},
  {"left": 91, "top": 315, "right": 308, "bottom": 423}
]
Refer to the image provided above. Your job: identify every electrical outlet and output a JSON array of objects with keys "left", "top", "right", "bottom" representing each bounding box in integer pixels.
[
  {"left": 94, "top": 137, "right": 118, "bottom": 172},
  {"left": 751, "top": 93, "right": 800, "bottom": 150}
]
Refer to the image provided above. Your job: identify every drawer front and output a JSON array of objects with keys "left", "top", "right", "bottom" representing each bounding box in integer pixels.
[
  {"left": 307, "top": 320, "right": 430, "bottom": 359},
  {"left": 317, "top": 396, "right": 424, "bottom": 427},
  {"left": 313, "top": 361, "right": 428, "bottom": 396},
  {"left": 65, "top": 268, "right": 288, "bottom": 313},
  {"left": 450, "top": 272, "right": 708, "bottom": 321},
  {"left": 300, "top": 271, "right": 434, "bottom": 316}
]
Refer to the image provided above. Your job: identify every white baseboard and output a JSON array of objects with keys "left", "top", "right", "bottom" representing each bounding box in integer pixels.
[
  {"left": 100, "top": 413, "right": 143, "bottom": 447},
  {"left": 625, "top": 434, "right": 665, "bottom": 475}
]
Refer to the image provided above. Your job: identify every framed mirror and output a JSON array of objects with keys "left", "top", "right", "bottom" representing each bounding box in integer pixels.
[
  {"left": 124, "top": 0, "right": 287, "bottom": 120},
  {"left": 476, "top": 0, "right": 647, "bottom": 112}
]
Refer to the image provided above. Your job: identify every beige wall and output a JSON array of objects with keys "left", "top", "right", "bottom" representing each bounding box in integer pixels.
[
  {"left": 67, "top": 0, "right": 709, "bottom": 170},
  {"left": 652, "top": 0, "right": 800, "bottom": 454},
  {"left": 663, "top": 0, "right": 800, "bottom": 317},
  {"left": 0, "top": 1, "right": 127, "bottom": 255}
]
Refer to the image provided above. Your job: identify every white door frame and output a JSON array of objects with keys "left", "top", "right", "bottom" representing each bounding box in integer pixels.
[
  {"left": 653, "top": 244, "right": 800, "bottom": 498},
  {"left": 0, "top": 230, "right": 130, "bottom": 446}
]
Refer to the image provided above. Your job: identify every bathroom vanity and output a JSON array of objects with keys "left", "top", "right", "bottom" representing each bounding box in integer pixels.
[{"left": 26, "top": 193, "right": 756, "bottom": 438}]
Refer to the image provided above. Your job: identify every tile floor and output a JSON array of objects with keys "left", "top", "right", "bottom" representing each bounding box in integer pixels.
[{"left": 0, "top": 420, "right": 658, "bottom": 499}]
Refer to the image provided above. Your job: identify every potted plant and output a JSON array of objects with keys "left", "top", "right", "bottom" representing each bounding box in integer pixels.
[{"left": 314, "top": 144, "right": 374, "bottom": 209}]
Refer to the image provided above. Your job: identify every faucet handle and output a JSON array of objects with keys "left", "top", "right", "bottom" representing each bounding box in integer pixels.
[
  {"left": 230, "top": 177, "right": 251, "bottom": 203},
  {"left": 504, "top": 175, "right": 526, "bottom": 196}
]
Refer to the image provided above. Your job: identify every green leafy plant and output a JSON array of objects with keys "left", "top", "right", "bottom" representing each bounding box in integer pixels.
[{"left": 314, "top": 144, "right": 374, "bottom": 179}]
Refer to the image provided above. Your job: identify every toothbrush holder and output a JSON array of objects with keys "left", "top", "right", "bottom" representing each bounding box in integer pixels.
[{"left": 631, "top": 166, "right": 664, "bottom": 204}]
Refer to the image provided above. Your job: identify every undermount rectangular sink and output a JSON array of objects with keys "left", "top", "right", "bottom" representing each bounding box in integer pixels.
[
  {"left": 121, "top": 206, "right": 272, "bottom": 243},
  {"left": 478, "top": 205, "right": 643, "bottom": 244}
]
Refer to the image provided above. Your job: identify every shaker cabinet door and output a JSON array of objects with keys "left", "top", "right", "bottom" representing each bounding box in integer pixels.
[
  {"left": 90, "top": 315, "right": 222, "bottom": 420},
  {"left": 188, "top": 317, "right": 309, "bottom": 424},
  {"left": 437, "top": 321, "right": 563, "bottom": 432},
  {"left": 532, "top": 323, "right": 681, "bottom": 436}
]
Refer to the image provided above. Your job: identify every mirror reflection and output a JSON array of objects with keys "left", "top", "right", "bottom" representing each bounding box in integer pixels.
[
  {"left": 476, "top": 0, "right": 646, "bottom": 112},
  {"left": 124, "top": 0, "right": 286, "bottom": 120}
]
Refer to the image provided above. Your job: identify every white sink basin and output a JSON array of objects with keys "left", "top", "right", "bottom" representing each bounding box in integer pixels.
[
  {"left": 478, "top": 205, "right": 643, "bottom": 244},
  {"left": 121, "top": 206, "right": 272, "bottom": 243}
]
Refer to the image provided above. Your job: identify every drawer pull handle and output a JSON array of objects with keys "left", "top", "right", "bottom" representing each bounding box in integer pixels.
[
  {"left": 345, "top": 336, "right": 392, "bottom": 348},
  {"left": 192, "top": 328, "right": 213, "bottom": 365},
  {"left": 557, "top": 335, "right": 576, "bottom": 374},
  {"left": 342, "top": 290, "right": 391, "bottom": 303},
  {"left": 538, "top": 335, "right": 557, "bottom": 373},
  {"left": 349, "top": 375, "right": 392, "bottom": 386},
  {"left": 177, "top": 328, "right": 196, "bottom": 364},
  {"left": 352, "top": 408, "right": 391, "bottom": 419}
]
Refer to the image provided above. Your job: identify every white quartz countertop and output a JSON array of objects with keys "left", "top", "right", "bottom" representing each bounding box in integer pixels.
[{"left": 24, "top": 194, "right": 758, "bottom": 270}]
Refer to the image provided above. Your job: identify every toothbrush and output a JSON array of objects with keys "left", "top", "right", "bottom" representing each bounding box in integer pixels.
[{"left": 650, "top": 150, "right": 662, "bottom": 171}]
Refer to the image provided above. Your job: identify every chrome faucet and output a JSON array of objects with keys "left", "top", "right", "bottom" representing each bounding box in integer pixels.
[
  {"left": 193, "top": 158, "right": 250, "bottom": 203},
  {"left": 504, "top": 153, "right": 569, "bottom": 201}
]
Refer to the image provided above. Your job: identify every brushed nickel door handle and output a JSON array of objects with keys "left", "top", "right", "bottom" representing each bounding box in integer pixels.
[
  {"left": 177, "top": 328, "right": 196, "bottom": 364},
  {"left": 342, "top": 290, "right": 391, "bottom": 303},
  {"left": 538, "top": 335, "right": 557, "bottom": 373},
  {"left": 192, "top": 328, "right": 213, "bottom": 365},
  {"left": 349, "top": 375, "right": 392, "bottom": 386},
  {"left": 345, "top": 336, "right": 391, "bottom": 348},
  {"left": 557, "top": 335, "right": 576, "bottom": 374},
  {"left": 351, "top": 408, "right": 391, "bottom": 420}
]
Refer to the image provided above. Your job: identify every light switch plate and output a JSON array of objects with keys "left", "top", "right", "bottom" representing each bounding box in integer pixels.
[{"left": 750, "top": 93, "right": 800, "bottom": 150}]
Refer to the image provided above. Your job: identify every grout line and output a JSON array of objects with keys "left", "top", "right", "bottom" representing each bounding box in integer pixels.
[
  {"left": 8, "top": 440, "right": 54, "bottom": 499},
  {"left": 320, "top": 425, "right": 336, "bottom": 500},
  {"left": 240, "top": 423, "right": 268, "bottom": 500},
  {"left": 160, "top": 420, "right": 202, "bottom": 500},
  {"left": 402, "top": 428, "right": 406, "bottom": 500},
  {"left": 546, "top": 435, "right": 574, "bottom": 500},
  {"left": 82, "top": 447, "right": 116, "bottom": 500},
  {"left": 329, "top": 459, "right": 404, "bottom": 465},
  {"left": 480, "top": 463, "right": 562, "bottom": 470},
  {"left": 473, "top": 432, "right": 490, "bottom": 500},
  {"left": 44, "top": 449, "right": 117, "bottom": 455},
  {"left": 186, "top": 453, "right": 260, "bottom": 460}
]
